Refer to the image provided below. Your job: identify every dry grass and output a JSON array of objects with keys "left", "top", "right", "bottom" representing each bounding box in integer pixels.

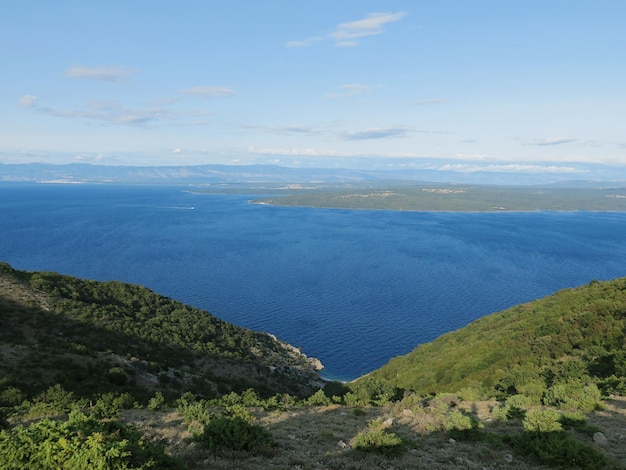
[
  {"left": 121, "top": 398, "right": 626, "bottom": 469},
  {"left": 587, "top": 396, "right": 626, "bottom": 465}
]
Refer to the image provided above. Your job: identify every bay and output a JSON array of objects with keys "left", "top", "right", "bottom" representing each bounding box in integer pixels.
[{"left": 2, "top": 183, "right": 626, "bottom": 381}]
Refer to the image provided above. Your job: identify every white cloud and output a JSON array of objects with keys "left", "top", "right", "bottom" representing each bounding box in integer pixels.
[
  {"left": 248, "top": 146, "right": 348, "bottom": 157},
  {"left": 341, "top": 126, "right": 410, "bottom": 140},
  {"left": 286, "top": 37, "right": 324, "bottom": 48},
  {"left": 178, "top": 86, "right": 236, "bottom": 98},
  {"left": 19, "top": 95, "right": 38, "bottom": 108},
  {"left": 65, "top": 65, "right": 138, "bottom": 82},
  {"left": 325, "top": 83, "right": 371, "bottom": 99},
  {"left": 22, "top": 97, "right": 211, "bottom": 128},
  {"left": 287, "top": 11, "right": 405, "bottom": 47},
  {"left": 409, "top": 98, "right": 446, "bottom": 106},
  {"left": 268, "top": 124, "right": 322, "bottom": 136},
  {"left": 331, "top": 12, "right": 406, "bottom": 46},
  {"left": 521, "top": 137, "right": 577, "bottom": 146}
]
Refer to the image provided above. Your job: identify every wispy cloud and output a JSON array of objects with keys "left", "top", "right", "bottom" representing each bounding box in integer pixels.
[
  {"left": 522, "top": 137, "right": 577, "bottom": 146},
  {"left": 341, "top": 126, "right": 410, "bottom": 140},
  {"left": 287, "top": 11, "right": 405, "bottom": 48},
  {"left": 409, "top": 98, "right": 446, "bottom": 106},
  {"left": 20, "top": 96, "right": 212, "bottom": 127},
  {"left": 19, "top": 95, "right": 38, "bottom": 108},
  {"left": 331, "top": 12, "right": 406, "bottom": 47},
  {"left": 248, "top": 146, "right": 351, "bottom": 157},
  {"left": 268, "top": 125, "right": 321, "bottom": 136},
  {"left": 65, "top": 65, "right": 138, "bottom": 82},
  {"left": 178, "top": 86, "right": 236, "bottom": 98},
  {"left": 325, "top": 83, "right": 371, "bottom": 99}
]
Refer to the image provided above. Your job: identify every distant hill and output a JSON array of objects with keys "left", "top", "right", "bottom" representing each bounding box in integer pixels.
[
  {"left": 3, "top": 161, "right": 626, "bottom": 186},
  {"left": 0, "top": 162, "right": 388, "bottom": 184},
  {"left": 0, "top": 262, "right": 323, "bottom": 401},
  {"left": 353, "top": 277, "right": 626, "bottom": 400}
]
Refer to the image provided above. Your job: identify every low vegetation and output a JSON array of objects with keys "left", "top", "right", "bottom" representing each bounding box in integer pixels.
[
  {"left": 252, "top": 183, "right": 626, "bottom": 211},
  {"left": 1, "top": 262, "right": 626, "bottom": 468}
]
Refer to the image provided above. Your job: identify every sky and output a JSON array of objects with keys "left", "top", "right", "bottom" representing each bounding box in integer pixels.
[{"left": 2, "top": 1, "right": 626, "bottom": 180}]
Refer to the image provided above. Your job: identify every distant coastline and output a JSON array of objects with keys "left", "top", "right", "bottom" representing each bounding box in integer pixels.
[{"left": 249, "top": 183, "right": 626, "bottom": 212}]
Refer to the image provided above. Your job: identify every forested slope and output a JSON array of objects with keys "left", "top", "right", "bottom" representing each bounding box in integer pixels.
[
  {"left": 354, "top": 277, "right": 626, "bottom": 401},
  {"left": 0, "top": 262, "right": 323, "bottom": 401}
]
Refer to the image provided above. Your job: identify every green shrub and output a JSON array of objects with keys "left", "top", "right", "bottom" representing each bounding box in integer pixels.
[
  {"left": 147, "top": 391, "right": 166, "bottom": 411},
  {"left": 343, "top": 390, "right": 370, "bottom": 406},
  {"left": 91, "top": 393, "right": 120, "bottom": 419},
  {"left": 505, "top": 431, "right": 612, "bottom": 469},
  {"left": 224, "top": 404, "right": 255, "bottom": 423},
  {"left": 558, "top": 412, "right": 600, "bottom": 436},
  {"left": 444, "top": 410, "right": 474, "bottom": 431},
  {"left": 0, "top": 387, "right": 26, "bottom": 407},
  {"left": 543, "top": 381, "right": 602, "bottom": 412},
  {"left": 505, "top": 394, "right": 535, "bottom": 409},
  {"left": 0, "top": 411, "right": 183, "bottom": 469},
  {"left": 241, "top": 388, "right": 261, "bottom": 407},
  {"left": 106, "top": 367, "right": 128, "bottom": 386},
  {"left": 90, "top": 392, "right": 134, "bottom": 419},
  {"left": 456, "top": 386, "right": 484, "bottom": 402},
  {"left": 515, "top": 379, "right": 545, "bottom": 405},
  {"left": 177, "top": 400, "right": 213, "bottom": 436},
  {"left": 201, "top": 416, "right": 275, "bottom": 454},
  {"left": 306, "top": 389, "right": 332, "bottom": 406},
  {"left": 351, "top": 420, "right": 403, "bottom": 456},
  {"left": 523, "top": 409, "right": 562, "bottom": 433},
  {"left": 490, "top": 403, "right": 509, "bottom": 421}
]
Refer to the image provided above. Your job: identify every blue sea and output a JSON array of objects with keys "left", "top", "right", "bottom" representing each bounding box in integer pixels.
[{"left": 2, "top": 183, "right": 626, "bottom": 381}]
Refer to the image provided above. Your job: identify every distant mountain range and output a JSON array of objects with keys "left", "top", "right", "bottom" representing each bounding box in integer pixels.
[
  {"left": 0, "top": 162, "right": 396, "bottom": 184},
  {"left": 3, "top": 162, "right": 626, "bottom": 186}
]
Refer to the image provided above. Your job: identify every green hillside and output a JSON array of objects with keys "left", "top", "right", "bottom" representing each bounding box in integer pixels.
[
  {"left": 2, "top": 263, "right": 626, "bottom": 468},
  {"left": 353, "top": 277, "right": 626, "bottom": 402},
  {"left": 0, "top": 262, "right": 323, "bottom": 402}
]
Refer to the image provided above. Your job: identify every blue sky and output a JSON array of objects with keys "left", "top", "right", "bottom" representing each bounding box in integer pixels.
[{"left": 2, "top": 1, "right": 625, "bottom": 180}]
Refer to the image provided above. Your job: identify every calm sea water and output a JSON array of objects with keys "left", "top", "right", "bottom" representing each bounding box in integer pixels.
[{"left": 2, "top": 183, "right": 626, "bottom": 381}]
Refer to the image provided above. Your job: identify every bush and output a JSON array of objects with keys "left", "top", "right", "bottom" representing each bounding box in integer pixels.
[
  {"left": 543, "top": 381, "right": 602, "bottom": 412},
  {"left": 91, "top": 393, "right": 120, "bottom": 419},
  {"left": 0, "top": 411, "right": 183, "bottom": 469},
  {"left": 106, "top": 367, "right": 128, "bottom": 386},
  {"left": 505, "top": 431, "right": 612, "bottom": 469},
  {"left": 523, "top": 409, "right": 562, "bottom": 433},
  {"left": 558, "top": 412, "right": 600, "bottom": 436},
  {"left": 147, "top": 392, "right": 166, "bottom": 411},
  {"left": 505, "top": 394, "right": 535, "bottom": 409},
  {"left": 351, "top": 420, "right": 403, "bottom": 456},
  {"left": 444, "top": 410, "right": 474, "bottom": 431},
  {"left": 90, "top": 392, "right": 134, "bottom": 419},
  {"left": 456, "top": 386, "right": 484, "bottom": 402},
  {"left": 0, "top": 387, "right": 26, "bottom": 407},
  {"left": 201, "top": 416, "right": 275, "bottom": 454},
  {"left": 306, "top": 389, "right": 332, "bottom": 406}
]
